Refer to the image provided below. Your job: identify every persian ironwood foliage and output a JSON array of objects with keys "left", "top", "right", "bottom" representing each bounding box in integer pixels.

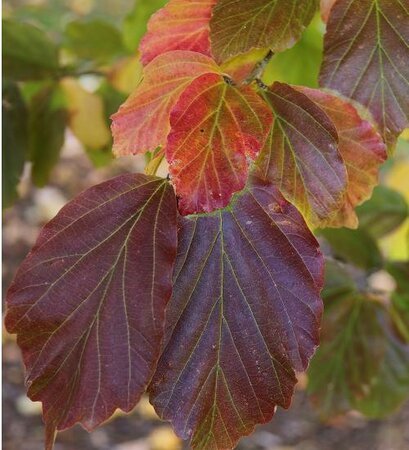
[
  {"left": 5, "top": 0, "right": 409, "bottom": 449},
  {"left": 150, "top": 178, "right": 323, "bottom": 449}
]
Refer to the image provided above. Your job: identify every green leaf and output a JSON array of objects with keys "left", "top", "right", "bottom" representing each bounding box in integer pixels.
[
  {"left": 319, "top": 227, "right": 383, "bottom": 270},
  {"left": 387, "top": 262, "right": 409, "bottom": 343},
  {"left": 209, "top": 0, "right": 318, "bottom": 63},
  {"left": 64, "top": 20, "right": 126, "bottom": 63},
  {"left": 122, "top": 0, "right": 167, "bottom": 52},
  {"left": 28, "top": 85, "right": 67, "bottom": 187},
  {"left": 352, "top": 324, "right": 409, "bottom": 418},
  {"left": 357, "top": 186, "right": 409, "bottom": 238},
  {"left": 263, "top": 14, "right": 324, "bottom": 88},
  {"left": 2, "top": 82, "right": 29, "bottom": 208},
  {"left": 308, "top": 293, "right": 409, "bottom": 418},
  {"left": 3, "top": 19, "right": 59, "bottom": 81},
  {"left": 322, "top": 259, "right": 356, "bottom": 300}
]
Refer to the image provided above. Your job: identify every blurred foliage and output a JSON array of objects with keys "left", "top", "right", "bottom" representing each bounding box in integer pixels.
[
  {"left": 2, "top": 0, "right": 149, "bottom": 208},
  {"left": 2, "top": 0, "right": 409, "bottom": 428}
]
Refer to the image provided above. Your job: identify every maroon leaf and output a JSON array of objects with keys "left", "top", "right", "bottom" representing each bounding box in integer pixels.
[
  {"left": 254, "top": 82, "right": 347, "bottom": 227},
  {"left": 320, "top": 0, "right": 409, "bottom": 146},
  {"left": 149, "top": 178, "right": 323, "bottom": 450},
  {"left": 296, "top": 87, "right": 387, "bottom": 228},
  {"left": 5, "top": 174, "right": 178, "bottom": 449}
]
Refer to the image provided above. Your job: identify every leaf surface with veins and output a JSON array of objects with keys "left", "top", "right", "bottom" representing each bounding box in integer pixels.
[
  {"left": 297, "top": 87, "right": 387, "bottom": 228},
  {"left": 209, "top": 0, "right": 317, "bottom": 63},
  {"left": 320, "top": 0, "right": 409, "bottom": 146},
  {"left": 140, "top": 0, "right": 217, "bottom": 65},
  {"left": 5, "top": 174, "right": 177, "bottom": 449},
  {"left": 166, "top": 72, "right": 272, "bottom": 215},
  {"left": 150, "top": 178, "right": 323, "bottom": 450},
  {"left": 111, "top": 51, "right": 219, "bottom": 157},
  {"left": 254, "top": 82, "right": 347, "bottom": 227}
]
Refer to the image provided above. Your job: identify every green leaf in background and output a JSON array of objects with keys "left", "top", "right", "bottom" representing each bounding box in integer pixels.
[
  {"left": 28, "top": 84, "right": 67, "bottom": 187},
  {"left": 64, "top": 20, "right": 126, "bottom": 63},
  {"left": 308, "top": 294, "right": 387, "bottom": 418},
  {"left": 387, "top": 262, "right": 409, "bottom": 343},
  {"left": 263, "top": 14, "right": 324, "bottom": 88},
  {"left": 3, "top": 19, "right": 59, "bottom": 81},
  {"left": 322, "top": 259, "right": 356, "bottom": 300},
  {"left": 309, "top": 259, "right": 409, "bottom": 419},
  {"left": 357, "top": 186, "right": 409, "bottom": 238},
  {"left": 351, "top": 323, "right": 409, "bottom": 419},
  {"left": 122, "top": 0, "right": 167, "bottom": 52},
  {"left": 2, "top": 82, "right": 29, "bottom": 208},
  {"left": 319, "top": 228, "right": 383, "bottom": 271}
]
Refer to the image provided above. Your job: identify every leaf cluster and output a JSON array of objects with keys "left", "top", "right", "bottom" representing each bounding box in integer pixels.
[{"left": 4, "top": 1, "right": 409, "bottom": 449}]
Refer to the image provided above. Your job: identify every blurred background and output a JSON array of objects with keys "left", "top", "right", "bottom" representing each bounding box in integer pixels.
[{"left": 3, "top": 1, "right": 409, "bottom": 449}]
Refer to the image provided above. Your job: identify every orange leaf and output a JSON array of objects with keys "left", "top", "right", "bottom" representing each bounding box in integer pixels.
[{"left": 111, "top": 51, "right": 219, "bottom": 157}]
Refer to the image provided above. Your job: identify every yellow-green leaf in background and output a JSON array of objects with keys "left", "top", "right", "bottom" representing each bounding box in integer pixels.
[{"left": 60, "top": 78, "right": 111, "bottom": 150}]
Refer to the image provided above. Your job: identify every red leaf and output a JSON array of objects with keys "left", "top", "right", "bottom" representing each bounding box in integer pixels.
[
  {"left": 140, "top": 0, "right": 217, "bottom": 65},
  {"left": 254, "top": 82, "right": 347, "bottom": 227},
  {"left": 111, "top": 51, "right": 219, "bottom": 156},
  {"left": 297, "top": 87, "right": 387, "bottom": 228},
  {"left": 209, "top": 0, "right": 317, "bottom": 63},
  {"left": 149, "top": 177, "right": 323, "bottom": 450},
  {"left": 5, "top": 174, "right": 177, "bottom": 448},
  {"left": 166, "top": 73, "right": 273, "bottom": 215},
  {"left": 320, "top": 0, "right": 409, "bottom": 146}
]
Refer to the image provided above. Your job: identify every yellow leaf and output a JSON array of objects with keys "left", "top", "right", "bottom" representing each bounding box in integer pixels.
[
  {"left": 60, "top": 78, "right": 110, "bottom": 150},
  {"left": 380, "top": 160, "right": 409, "bottom": 260},
  {"left": 109, "top": 54, "right": 143, "bottom": 95},
  {"left": 148, "top": 427, "right": 181, "bottom": 450}
]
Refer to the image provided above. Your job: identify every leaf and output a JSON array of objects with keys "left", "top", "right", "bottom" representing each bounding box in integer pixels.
[
  {"left": 28, "top": 85, "right": 67, "bottom": 187},
  {"left": 2, "top": 82, "right": 29, "bottom": 208},
  {"left": 263, "top": 14, "right": 324, "bottom": 88},
  {"left": 319, "top": 0, "right": 409, "bottom": 147},
  {"left": 149, "top": 178, "right": 323, "bottom": 450},
  {"left": 388, "top": 262, "right": 409, "bottom": 342},
  {"left": 166, "top": 73, "right": 273, "bottom": 215},
  {"left": 139, "top": 0, "right": 217, "bottom": 65},
  {"left": 5, "top": 174, "right": 178, "bottom": 448},
  {"left": 109, "top": 54, "right": 144, "bottom": 95},
  {"left": 307, "top": 294, "right": 389, "bottom": 418},
  {"left": 123, "top": 0, "right": 168, "bottom": 52},
  {"left": 352, "top": 323, "right": 409, "bottom": 418},
  {"left": 319, "top": 227, "right": 383, "bottom": 270},
  {"left": 254, "top": 82, "right": 347, "bottom": 227},
  {"left": 60, "top": 78, "right": 111, "bottom": 150},
  {"left": 64, "top": 20, "right": 126, "bottom": 63},
  {"left": 297, "top": 87, "right": 387, "bottom": 228},
  {"left": 2, "top": 19, "right": 59, "bottom": 81},
  {"left": 111, "top": 50, "right": 220, "bottom": 157},
  {"left": 219, "top": 49, "right": 267, "bottom": 84},
  {"left": 209, "top": 0, "right": 317, "bottom": 64},
  {"left": 322, "top": 259, "right": 356, "bottom": 300},
  {"left": 357, "top": 185, "right": 408, "bottom": 238}
]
